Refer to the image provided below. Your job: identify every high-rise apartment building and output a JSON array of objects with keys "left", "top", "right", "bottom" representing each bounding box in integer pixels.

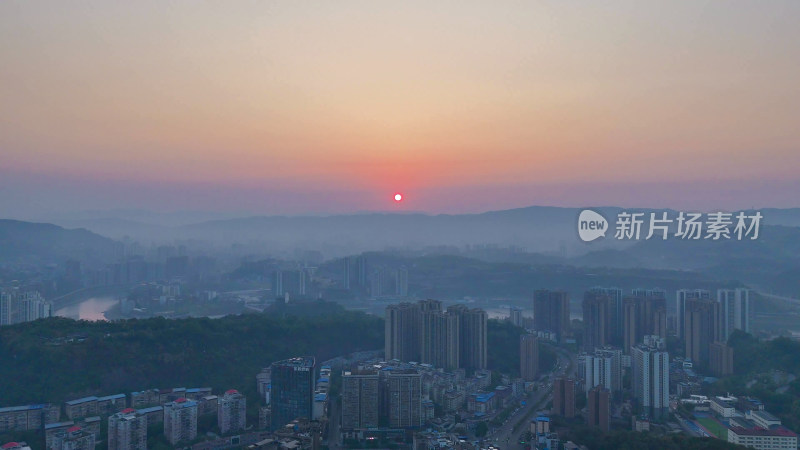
[
  {"left": 395, "top": 267, "right": 409, "bottom": 297},
  {"left": 217, "top": 390, "right": 246, "bottom": 435},
  {"left": 449, "top": 305, "right": 488, "bottom": 370},
  {"left": 509, "top": 307, "right": 523, "bottom": 327},
  {"left": 676, "top": 289, "right": 711, "bottom": 340},
  {"left": 520, "top": 333, "right": 539, "bottom": 381},
  {"left": 632, "top": 339, "right": 669, "bottom": 419},
  {"left": 587, "top": 387, "right": 610, "bottom": 432},
  {"left": 588, "top": 287, "right": 624, "bottom": 346},
  {"left": 420, "top": 306, "right": 460, "bottom": 370},
  {"left": 582, "top": 292, "right": 610, "bottom": 352},
  {"left": 342, "top": 256, "right": 352, "bottom": 290},
  {"left": 270, "top": 357, "right": 315, "bottom": 430},
  {"left": 717, "top": 288, "right": 750, "bottom": 338},
  {"left": 623, "top": 291, "right": 667, "bottom": 354},
  {"left": 355, "top": 255, "right": 368, "bottom": 287},
  {"left": 709, "top": 341, "right": 734, "bottom": 377},
  {"left": 386, "top": 370, "right": 422, "bottom": 428},
  {"left": 684, "top": 297, "right": 724, "bottom": 366},
  {"left": 583, "top": 348, "right": 622, "bottom": 395},
  {"left": 163, "top": 399, "right": 198, "bottom": 446},
  {"left": 385, "top": 300, "right": 487, "bottom": 370},
  {"left": 341, "top": 370, "right": 380, "bottom": 430},
  {"left": 533, "top": 290, "right": 571, "bottom": 342},
  {"left": 0, "top": 290, "right": 52, "bottom": 326},
  {"left": 385, "top": 303, "right": 422, "bottom": 362},
  {"left": 108, "top": 409, "right": 147, "bottom": 450},
  {"left": 552, "top": 377, "right": 575, "bottom": 418}
]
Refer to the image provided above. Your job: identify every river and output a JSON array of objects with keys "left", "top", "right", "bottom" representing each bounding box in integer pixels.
[{"left": 55, "top": 296, "right": 117, "bottom": 321}]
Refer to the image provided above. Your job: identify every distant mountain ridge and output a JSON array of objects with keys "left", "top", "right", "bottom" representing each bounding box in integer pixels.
[
  {"left": 31, "top": 205, "right": 800, "bottom": 256},
  {"left": 0, "top": 219, "right": 120, "bottom": 265}
]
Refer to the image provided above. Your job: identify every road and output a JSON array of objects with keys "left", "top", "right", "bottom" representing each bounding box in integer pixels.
[
  {"left": 487, "top": 344, "right": 576, "bottom": 449},
  {"left": 327, "top": 396, "right": 343, "bottom": 449}
]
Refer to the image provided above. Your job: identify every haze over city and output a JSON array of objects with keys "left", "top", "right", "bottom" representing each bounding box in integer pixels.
[{"left": 2, "top": 3, "right": 800, "bottom": 450}]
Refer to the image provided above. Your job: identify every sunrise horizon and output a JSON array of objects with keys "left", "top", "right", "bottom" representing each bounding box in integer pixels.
[{"left": 3, "top": 1, "right": 800, "bottom": 218}]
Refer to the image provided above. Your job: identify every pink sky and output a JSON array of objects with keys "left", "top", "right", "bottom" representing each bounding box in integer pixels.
[{"left": 1, "top": 1, "right": 799, "bottom": 216}]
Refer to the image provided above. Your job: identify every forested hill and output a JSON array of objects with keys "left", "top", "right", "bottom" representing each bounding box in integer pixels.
[{"left": 0, "top": 310, "right": 383, "bottom": 406}]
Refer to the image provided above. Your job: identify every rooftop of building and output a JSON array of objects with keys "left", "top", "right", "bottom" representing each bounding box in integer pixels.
[
  {"left": 136, "top": 406, "right": 163, "bottom": 414},
  {"left": 749, "top": 410, "right": 780, "bottom": 421},
  {"left": 273, "top": 356, "right": 315, "bottom": 368},
  {"left": 0, "top": 404, "right": 49, "bottom": 413},
  {"left": 711, "top": 397, "right": 736, "bottom": 407},
  {"left": 167, "top": 399, "right": 197, "bottom": 408},
  {"left": 186, "top": 387, "right": 212, "bottom": 393},
  {"left": 342, "top": 369, "right": 379, "bottom": 376},
  {"left": 1, "top": 443, "right": 26, "bottom": 450},
  {"left": 44, "top": 422, "right": 75, "bottom": 430},
  {"left": 65, "top": 396, "right": 98, "bottom": 405},
  {"left": 473, "top": 392, "right": 495, "bottom": 403},
  {"left": 730, "top": 426, "right": 798, "bottom": 437}
]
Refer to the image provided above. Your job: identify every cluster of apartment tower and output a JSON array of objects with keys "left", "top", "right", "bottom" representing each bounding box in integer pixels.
[
  {"left": 0, "top": 290, "right": 51, "bottom": 326},
  {"left": 384, "top": 300, "right": 488, "bottom": 371},
  {"left": 578, "top": 287, "right": 748, "bottom": 375},
  {"left": 528, "top": 287, "right": 749, "bottom": 423}
]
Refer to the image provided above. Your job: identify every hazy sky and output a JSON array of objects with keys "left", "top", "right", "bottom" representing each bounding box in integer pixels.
[{"left": 1, "top": 1, "right": 799, "bottom": 217}]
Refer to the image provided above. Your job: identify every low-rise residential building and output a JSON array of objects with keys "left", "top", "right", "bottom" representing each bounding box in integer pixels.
[
  {"left": 159, "top": 388, "right": 187, "bottom": 404},
  {"left": 442, "top": 390, "right": 465, "bottom": 413},
  {"left": 198, "top": 395, "right": 218, "bottom": 416},
  {"left": 64, "top": 397, "right": 98, "bottom": 420},
  {"left": 50, "top": 425, "right": 95, "bottom": 450},
  {"left": 96, "top": 394, "right": 127, "bottom": 416},
  {"left": 130, "top": 390, "right": 159, "bottom": 409},
  {"left": 422, "top": 400, "right": 435, "bottom": 422},
  {"left": 45, "top": 422, "right": 75, "bottom": 450},
  {"left": 466, "top": 392, "right": 495, "bottom": 415},
  {"left": 192, "top": 431, "right": 272, "bottom": 450},
  {"left": 632, "top": 416, "right": 650, "bottom": 432},
  {"left": 135, "top": 406, "right": 163, "bottom": 426},
  {"left": 0, "top": 403, "right": 60, "bottom": 432},
  {"left": 185, "top": 388, "right": 213, "bottom": 401},
  {"left": 44, "top": 418, "right": 98, "bottom": 450},
  {"left": 532, "top": 416, "right": 550, "bottom": 435}
]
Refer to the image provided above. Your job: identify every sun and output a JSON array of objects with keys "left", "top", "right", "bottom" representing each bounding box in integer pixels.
[{"left": 394, "top": 193, "right": 403, "bottom": 202}]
